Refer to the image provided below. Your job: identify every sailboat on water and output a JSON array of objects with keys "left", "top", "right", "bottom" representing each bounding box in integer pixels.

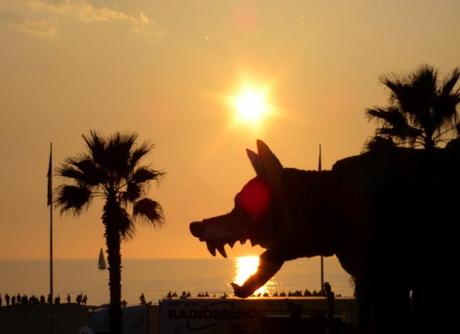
[{"left": 98, "top": 248, "right": 107, "bottom": 270}]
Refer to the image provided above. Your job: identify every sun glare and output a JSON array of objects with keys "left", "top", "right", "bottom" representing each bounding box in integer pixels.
[
  {"left": 230, "top": 84, "right": 271, "bottom": 127},
  {"left": 234, "top": 256, "right": 274, "bottom": 296}
]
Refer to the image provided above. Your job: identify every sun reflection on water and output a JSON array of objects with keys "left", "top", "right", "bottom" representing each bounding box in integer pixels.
[{"left": 234, "top": 256, "right": 275, "bottom": 296}]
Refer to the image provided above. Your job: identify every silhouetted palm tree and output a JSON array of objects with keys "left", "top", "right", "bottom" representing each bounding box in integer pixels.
[
  {"left": 367, "top": 65, "right": 460, "bottom": 150},
  {"left": 56, "top": 131, "right": 164, "bottom": 334}
]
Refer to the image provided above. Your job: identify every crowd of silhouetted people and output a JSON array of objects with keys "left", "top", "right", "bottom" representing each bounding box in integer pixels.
[
  {"left": 0, "top": 293, "right": 88, "bottom": 307},
  {"left": 162, "top": 284, "right": 339, "bottom": 300},
  {"left": 1, "top": 285, "right": 337, "bottom": 307}
]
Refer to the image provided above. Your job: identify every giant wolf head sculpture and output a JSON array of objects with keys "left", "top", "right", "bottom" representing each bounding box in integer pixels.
[{"left": 190, "top": 140, "right": 342, "bottom": 297}]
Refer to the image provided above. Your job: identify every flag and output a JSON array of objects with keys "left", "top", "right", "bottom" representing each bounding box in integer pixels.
[
  {"left": 318, "top": 144, "right": 322, "bottom": 172},
  {"left": 47, "top": 143, "right": 52, "bottom": 206}
]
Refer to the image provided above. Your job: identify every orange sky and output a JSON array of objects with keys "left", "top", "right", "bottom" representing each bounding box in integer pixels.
[{"left": 0, "top": 0, "right": 459, "bottom": 259}]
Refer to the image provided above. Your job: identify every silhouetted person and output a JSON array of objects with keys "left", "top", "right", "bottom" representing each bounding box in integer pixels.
[
  {"left": 21, "top": 295, "right": 28, "bottom": 305},
  {"left": 54, "top": 296, "right": 60, "bottom": 304},
  {"left": 82, "top": 294, "right": 87, "bottom": 305},
  {"left": 304, "top": 288, "right": 312, "bottom": 296},
  {"left": 139, "top": 293, "right": 146, "bottom": 304},
  {"left": 47, "top": 293, "right": 52, "bottom": 304},
  {"left": 323, "top": 282, "right": 335, "bottom": 334},
  {"left": 5, "top": 294, "right": 10, "bottom": 306},
  {"left": 17, "top": 294, "right": 21, "bottom": 303},
  {"left": 66, "top": 294, "right": 71, "bottom": 304},
  {"left": 40, "top": 295, "right": 45, "bottom": 304},
  {"left": 11, "top": 296, "right": 16, "bottom": 305},
  {"left": 0, "top": 294, "right": 2, "bottom": 307},
  {"left": 76, "top": 294, "right": 82, "bottom": 305}
]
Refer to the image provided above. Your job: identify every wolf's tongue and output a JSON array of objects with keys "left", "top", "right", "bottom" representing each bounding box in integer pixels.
[{"left": 230, "top": 250, "right": 284, "bottom": 298}]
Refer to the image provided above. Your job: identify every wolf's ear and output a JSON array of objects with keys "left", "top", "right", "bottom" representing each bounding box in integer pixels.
[
  {"left": 256, "top": 140, "right": 284, "bottom": 194},
  {"left": 246, "top": 149, "right": 265, "bottom": 177},
  {"left": 256, "top": 140, "right": 292, "bottom": 240}
]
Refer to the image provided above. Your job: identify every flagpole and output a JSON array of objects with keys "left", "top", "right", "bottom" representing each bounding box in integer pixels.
[
  {"left": 47, "top": 142, "right": 54, "bottom": 334},
  {"left": 319, "top": 144, "right": 324, "bottom": 292},
  {"left": 48, "top": 143, "right": 54, "bottom": 301}
]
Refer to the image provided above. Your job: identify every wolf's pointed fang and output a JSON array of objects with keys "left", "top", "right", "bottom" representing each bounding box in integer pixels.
[
  {"left": 206, "top": 242, "right": 217, "bottom": 256},
  {"left": 217, "top": 245, "right": 227, "bottom": 258}
]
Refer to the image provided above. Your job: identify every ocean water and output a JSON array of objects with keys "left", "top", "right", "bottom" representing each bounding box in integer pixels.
[{"left": 0, "top": 257, "right": 353, "bottom": 306}]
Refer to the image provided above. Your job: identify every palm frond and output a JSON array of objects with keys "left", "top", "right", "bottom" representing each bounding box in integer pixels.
[
  {"left": 367, "top": 107, "right": 406, "bottom": 127},
  {"left": 122, "top": 183, "right": 141, "bottom": 202},
  {"left": 56, "top": 185, "right": 92, "bottom": 214},
  {"left": 371, "top": 65, "right": 460, "bottom": 149},
  {"left": 82, "top": 131, "right": 106, "bottom": 165},
  {"left": 129, "top": 142, "right": 154, "bottom": 169},
  {"left": 367, "top": 107, "right": 422, "bottom": 140},
  {"left": 132, "top": 167, "right": 164, "bottom": 184},
  {"left": 58, "top": 156, "right": 105, "bottom": 186},
  {"left": 133, "top": 198, "right": 164, "bottom": 226},
  {"left": 381, "top": 77, "right": 407, "bottom": 105},
  {"left": 58, "top": 165, "right": 85, "bottom": 182},
  {"left": 105, "top": 132, "right": 138, "bottom": 179},
  {"left": 118, "top": 207, "right": 136, "bottom": 240},
  {"left": 441, "top": 68, "right": 460, "bottom": 96}
]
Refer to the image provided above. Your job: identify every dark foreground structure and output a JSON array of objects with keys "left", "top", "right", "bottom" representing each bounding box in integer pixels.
[
  {"left": 190, "top": 140, "right": 460, "bottom": 334},
  {"left": 0, "top": 297, "right": 353, "bottom": 334},
  {"left": 160, "top": 297, "right": 355, "bottom": 334},
  {"left": 0, "top": 303, "right": 93, "bottom": 334}
]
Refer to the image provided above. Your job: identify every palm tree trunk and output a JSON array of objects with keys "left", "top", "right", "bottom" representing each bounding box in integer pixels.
[
  {"left": 424, "top": 126, "right": 436, "bottom": 150},
  {"left": 104, "top": 195, "right": 123, "bottom": 334}
]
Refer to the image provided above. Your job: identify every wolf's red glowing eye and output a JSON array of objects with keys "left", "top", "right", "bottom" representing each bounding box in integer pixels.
[{"left": 239, "top": 178, "right": 271, "bottom": 217}]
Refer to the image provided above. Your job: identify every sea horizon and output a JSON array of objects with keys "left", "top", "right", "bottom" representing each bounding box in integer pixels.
[{"left": 0, "top": 257, "right": 354, "bottom": 306}]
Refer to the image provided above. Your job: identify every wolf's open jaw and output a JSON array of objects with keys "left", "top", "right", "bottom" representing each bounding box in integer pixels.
[
  {"left": 189, "top": 140, "right": 288, "bottom": 297},
  {"left": 189, "top": 221, "right": 254, "bottom": 259},
  {"left": 190, "top": 218, "right": 283, "bottom": 297}
]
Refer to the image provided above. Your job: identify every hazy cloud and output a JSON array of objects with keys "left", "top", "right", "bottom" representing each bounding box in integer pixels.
[
  {"left": 12, "top": 19, "right": 57, "bottom": 37},
  {"left": 0, "top": 0, "right": 161, "bottom": 38}
]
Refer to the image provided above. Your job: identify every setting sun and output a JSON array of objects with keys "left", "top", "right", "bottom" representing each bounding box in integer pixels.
[
  {"left": 230, "top": 84, "right": 271, "bottom": 127},
  {"left": 234, "top": 256, "right": 274, "bottom": 296}
]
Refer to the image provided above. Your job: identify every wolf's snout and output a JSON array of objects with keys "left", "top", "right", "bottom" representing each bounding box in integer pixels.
[{"left": 189, "top": 221, "right": 203, "bottom": 238}]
